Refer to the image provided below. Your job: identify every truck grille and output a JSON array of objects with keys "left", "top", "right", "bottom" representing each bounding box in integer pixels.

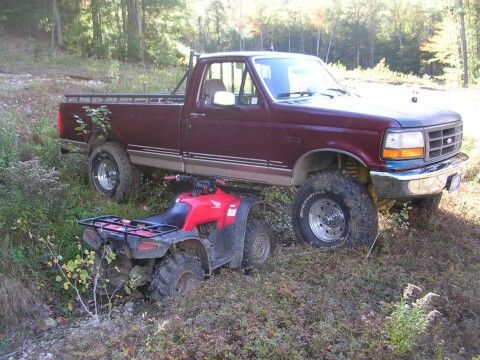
[{"left": 426, "top": 122, "right": 463, "bottom": 160}]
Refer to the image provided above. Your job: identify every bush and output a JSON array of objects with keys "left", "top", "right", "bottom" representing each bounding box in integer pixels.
[
  {"left": 0, "top": 111, "right": 21, "bottom": 171},
  {"left": 0, "top": 274, "right": 46, "bottom": 333},
  {"left": 0, "top": 158, "right": 66, "bottom": 233},
  {"left": 387, "top": 300, "right": 428, "bottom": 356}
]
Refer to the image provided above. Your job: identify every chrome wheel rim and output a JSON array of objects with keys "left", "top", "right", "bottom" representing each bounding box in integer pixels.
[
  {"left": 175, "top": 272, "right": 196, "bottom": 296},
  {"left": 308, "top": 198, "right": 346, "bottom": 242},
  {"left": 96, "top": 157, "right": 118, "bottom": 191},
  {"left": 251, "top": 232, "right": 271, "bottom": 264}
]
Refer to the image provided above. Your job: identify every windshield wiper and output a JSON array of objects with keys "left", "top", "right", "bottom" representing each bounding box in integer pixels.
[
  {"left": 277, "top": 91, "right": 314, "bottom": 99},
  {"left": 325, "top": 88, "right": 348, "bottom": 95}
]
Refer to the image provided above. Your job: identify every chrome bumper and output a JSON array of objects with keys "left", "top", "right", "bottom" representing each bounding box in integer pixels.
[{"left": 370, "top": 153, "right": 469, "bottom": 199}]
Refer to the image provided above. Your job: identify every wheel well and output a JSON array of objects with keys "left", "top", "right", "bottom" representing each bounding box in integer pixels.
[
  {"left": 175, "top": 239, "right": 210, "bottom": 273},
  {"left": 88, "top": 134, "right": 120, "bottom": 155},
  {"left": 292, "top": 150, "right": 370, "bottom": 186}
]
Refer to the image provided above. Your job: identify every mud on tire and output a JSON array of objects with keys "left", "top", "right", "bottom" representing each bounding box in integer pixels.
[
  {"left": 149, "top": 252, "right": 204, "bottom": 300},
  {"left": 242, "top": 220, "right": 275, "bottom": 267},
  {"left": 89, "top": 142, "right": 141, "bottom": 202},
  {"left": 292, "top": 171, "right": 378, "bottom": 249}
]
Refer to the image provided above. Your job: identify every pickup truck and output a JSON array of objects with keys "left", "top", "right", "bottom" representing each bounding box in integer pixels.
[{"left": 58, "top": 51, "right": 469, "bottom": 249}]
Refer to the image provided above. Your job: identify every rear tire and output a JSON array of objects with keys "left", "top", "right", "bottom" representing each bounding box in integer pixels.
[
  {"left": 89, "top": 142, "right": 141, "bottom": 202},
  {"left": 149, "top": 252, "right": 204, "bottom": 300},
  {"left": 292, "top": 171, "right": 378, "bottom": 249},
  {"left": 242, "top": 220, "right": 275, "bottom": 267}
]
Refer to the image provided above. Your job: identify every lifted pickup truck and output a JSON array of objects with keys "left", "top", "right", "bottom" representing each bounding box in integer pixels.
[{"left": 59, "top": 51, "right": 468, "bottom": 249}]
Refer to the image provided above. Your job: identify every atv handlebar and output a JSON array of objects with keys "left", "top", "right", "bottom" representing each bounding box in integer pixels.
[{"left": 163, "top": 175, "right": 226, "bottom": 194}]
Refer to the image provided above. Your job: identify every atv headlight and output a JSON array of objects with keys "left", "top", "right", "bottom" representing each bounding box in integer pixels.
[{"left": 382, "top": 130, "right": 425, "bottom": 159}]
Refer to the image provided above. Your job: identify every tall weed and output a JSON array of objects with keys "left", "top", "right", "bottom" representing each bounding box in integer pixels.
[{"left": 0, "top": 111, "right": 21, "bottom": 171}]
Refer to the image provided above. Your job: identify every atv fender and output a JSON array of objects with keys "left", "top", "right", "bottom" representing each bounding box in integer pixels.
[
  {"left": 83, "top": 227, "right": 212, "bottom": 274},
  {"left": 229, "top": 196, "right": 267, "bottom": 268}
]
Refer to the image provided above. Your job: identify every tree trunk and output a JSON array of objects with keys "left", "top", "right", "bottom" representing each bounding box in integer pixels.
[
  {"left": 300, "top": 18, "right": 305, "bottom": 53},
  {"left": 316, "top": 26, "right": 321, "bottom": 57},
  {"left": 91, "top": 0, "right": 103, "bottom": 57},
  {"left": 260, "top": 24, "right": 264, "bottom": 51},
  {"left": 370, "top": 37, "right": 374, "bottom": 67},
  {"left": 325, "top": 26, "right": 335, "bottom": 64},
  {"left": 126, "top": 0, "right": 143, "bottom": 61},
  {"left": 397, "top": 30, "right": 404, "bottom": 71},
  {"left": 288, "top": 26, "right": 291, "bottom": 52},
  {"left": 458, "top": 0, "right": 469, "bottom": 87},
  {"left": 52, "top": 0, "right": 63, "bottom": 47}
]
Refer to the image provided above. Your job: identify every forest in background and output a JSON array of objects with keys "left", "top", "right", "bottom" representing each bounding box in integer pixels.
[{"left": 0, "top": 0, "right": 479, "bottom": 85}]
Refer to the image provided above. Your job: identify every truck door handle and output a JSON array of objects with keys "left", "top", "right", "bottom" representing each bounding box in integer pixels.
[{"left": 189, "top": 112, "right": 205, "bottom": 118}]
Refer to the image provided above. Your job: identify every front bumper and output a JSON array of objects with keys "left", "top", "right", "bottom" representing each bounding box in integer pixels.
[{"left": 370, "top": 153, "right": 469, "bottom": 199}]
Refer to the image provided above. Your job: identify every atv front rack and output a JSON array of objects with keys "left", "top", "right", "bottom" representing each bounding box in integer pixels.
[{"left": 78, "top": 215, "right": 178, "bottom": 240}]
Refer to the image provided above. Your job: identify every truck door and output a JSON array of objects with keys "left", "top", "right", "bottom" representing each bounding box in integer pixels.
[{"left": 182, "top": 60, "right": 270, "bottom": 182}]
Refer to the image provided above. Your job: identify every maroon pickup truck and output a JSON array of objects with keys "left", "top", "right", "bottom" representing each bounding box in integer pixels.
[{"left": 59, "top": 51, "right": 468, "bottom": 249}]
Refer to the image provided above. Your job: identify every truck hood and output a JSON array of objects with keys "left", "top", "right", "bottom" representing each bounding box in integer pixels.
[{"left": 290, "top": 95, "right": 461, "bottom": 128}]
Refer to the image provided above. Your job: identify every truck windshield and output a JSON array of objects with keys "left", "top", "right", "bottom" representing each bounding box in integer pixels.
[{"left": 253, "top": 57, "right": 347, "bottom": 100}]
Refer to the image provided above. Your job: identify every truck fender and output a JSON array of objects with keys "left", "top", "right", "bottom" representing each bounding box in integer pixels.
[{"left": 229, "top": 197, "right": 268, "bottom": 268}]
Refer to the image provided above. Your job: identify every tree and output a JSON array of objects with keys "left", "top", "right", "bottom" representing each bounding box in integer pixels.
[
  {"left": 125, "top": 0, "right": 143, "bottom": 61},
  {"left": 51, "top": 0, "right": 64, "bottom": 48},
  {"left": 91, "top": 0, "right": 103, "bottom": 57},
  {"left": 458, "top": 0, "right": 469, "bottom": 86}
]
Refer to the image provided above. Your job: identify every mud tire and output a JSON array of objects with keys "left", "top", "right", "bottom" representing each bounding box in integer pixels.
[
  {"left": 149, "top": 252, "right": 204, "bottom": 300},
  {"left": 89, "top": 142, "right": 141, "bottom": 202},
  {"left": 292, "top": 171, "right": 378, "bottom": 249}
]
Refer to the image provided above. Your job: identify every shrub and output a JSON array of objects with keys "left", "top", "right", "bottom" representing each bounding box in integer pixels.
[
  {"left": 0, "top": 274, "right": 46, "bottom": 333},
  {"left": 0, "top": 111, "right": 21, "bottom": 171},
  {"left": 387, "top": 300, "right": 428, "bottom": 356},
  {"left": 0, "top": 158, "right": 66, "bottom": 232},
  {"left": 30, "top": 117, "right": 62, "bottom": 169}
]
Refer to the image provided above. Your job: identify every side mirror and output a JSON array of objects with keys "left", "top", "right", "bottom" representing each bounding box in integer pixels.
[{"left": 212, "top": 91, "right": 236, "bottom": 106}]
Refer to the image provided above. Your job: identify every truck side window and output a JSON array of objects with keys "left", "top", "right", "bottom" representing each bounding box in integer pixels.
[{"left": 202, "top": 62, "right": 260, "bottom": 106}]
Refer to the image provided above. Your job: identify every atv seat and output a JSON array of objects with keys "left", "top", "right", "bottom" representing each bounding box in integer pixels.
[{"left": 139, "top": 202, "right": 190, "bottom": 229}]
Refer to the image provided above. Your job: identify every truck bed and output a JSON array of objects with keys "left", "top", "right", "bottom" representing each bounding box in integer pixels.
[{"left": 59, "top": 93, "right": 185, "bottom": 171}]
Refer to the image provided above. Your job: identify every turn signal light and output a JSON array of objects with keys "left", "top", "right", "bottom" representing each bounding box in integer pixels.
[{"left": 383, "top": 147, "right": 424, "bottom": 159}]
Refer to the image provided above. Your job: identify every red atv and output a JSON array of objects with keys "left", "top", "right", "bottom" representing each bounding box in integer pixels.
[{"left": 79, "top": 175, "right": 274, "bottom": 299}]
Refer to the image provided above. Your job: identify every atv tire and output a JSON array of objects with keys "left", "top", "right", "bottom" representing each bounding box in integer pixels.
[
  {"left": 89, "top": 142, "right": 141, "bottom": 202},
  {"left": 242, "top": 220, "right": 274, "bottom": 267},
  {"left": 292, "top": 171, "right": 378, "bottom": 249},
  {"left": 149, "top": 252, "right": 204, "bottom": 300}
]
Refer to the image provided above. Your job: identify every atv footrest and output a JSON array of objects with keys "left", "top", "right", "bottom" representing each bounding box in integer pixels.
[{"left": 78, "top": 215, "right": 178, "bottom": 239}]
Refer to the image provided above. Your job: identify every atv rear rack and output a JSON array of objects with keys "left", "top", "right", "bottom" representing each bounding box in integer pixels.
[{"left": 78, "top": 215, "right": 178, "bottom": 240}]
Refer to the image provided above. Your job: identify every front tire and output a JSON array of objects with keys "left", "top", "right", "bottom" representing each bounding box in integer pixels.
[
  {"left": 89, "top": 142, "right": 141, "bottom": 201},
  {"left": 292, "top": 171, "right": 378, "bottom": 249},
  {"left": 242, "top": 220, "right": 275, "bottom": 267},
  {"left": 149, "top": 252, "right": 204, "bottom": 300}
]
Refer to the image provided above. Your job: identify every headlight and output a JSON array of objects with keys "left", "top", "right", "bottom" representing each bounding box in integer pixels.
[{"left": 383, "top": 130, "right": 425, "bottom": 159}]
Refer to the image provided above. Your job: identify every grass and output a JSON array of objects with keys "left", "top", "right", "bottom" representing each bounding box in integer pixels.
[{"left": 0, "top": 37, "right": 479, "bottom": 358}]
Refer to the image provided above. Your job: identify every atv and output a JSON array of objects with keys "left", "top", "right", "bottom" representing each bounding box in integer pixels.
[{"left": 79, "top": 175, "right": 274, "bottom": 299}]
